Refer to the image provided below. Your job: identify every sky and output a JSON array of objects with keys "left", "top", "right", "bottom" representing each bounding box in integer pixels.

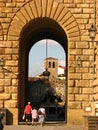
[{"left": 28, "top": 39, "right": 66, "bottom": 77}]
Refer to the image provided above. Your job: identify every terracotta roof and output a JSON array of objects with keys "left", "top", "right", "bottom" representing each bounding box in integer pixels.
[
  {"left": 44, "top": 57, "right": 58, "bottom": 60},
  {"left": 58, "top": 66, "right": 66, "bottom": 70}
]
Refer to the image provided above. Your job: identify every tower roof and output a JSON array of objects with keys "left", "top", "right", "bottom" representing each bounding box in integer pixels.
[{"left": 44, "top": 57, "right": 58, "bottom": 60}]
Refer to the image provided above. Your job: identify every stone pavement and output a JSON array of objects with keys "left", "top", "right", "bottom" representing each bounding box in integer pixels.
[{"left": 3, "top": 124, "right": 83, "bottom": 130}]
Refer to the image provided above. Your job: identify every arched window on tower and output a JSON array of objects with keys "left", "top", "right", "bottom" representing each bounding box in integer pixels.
[
  {"left": 52, "top": 62, "right": 55, "bottom": 68},
  {"left": 49, "top": 61, "right": 51, "bottom": 68}
]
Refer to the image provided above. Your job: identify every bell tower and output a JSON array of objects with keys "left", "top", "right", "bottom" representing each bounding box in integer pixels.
[{"left": 44, "top": 57, "right": 58, "bottom": 79}]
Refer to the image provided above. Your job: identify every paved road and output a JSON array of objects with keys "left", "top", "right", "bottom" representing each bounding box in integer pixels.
[{"left": 3, "top": 124, "right": 83, "bottom": 130}]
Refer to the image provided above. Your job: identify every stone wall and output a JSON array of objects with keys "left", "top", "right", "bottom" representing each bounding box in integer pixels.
[{"left": 0, "top": 0, "right": 97, "bottom": 125}]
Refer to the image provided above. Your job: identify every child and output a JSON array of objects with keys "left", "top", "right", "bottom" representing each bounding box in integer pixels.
[{"left": 31, "top": 106, "right": 38, "bottom": 125}]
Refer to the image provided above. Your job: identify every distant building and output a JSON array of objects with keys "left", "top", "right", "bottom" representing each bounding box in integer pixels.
[
  {"left": 58, "top": 66, "right": 66, "bottom": 75},
  {"left": 44, "top": 57, "right": 66, "bottom": 80},
  {"left": 44, "top": 57, "right": 58, "bottom": 78},
  {"left": 58, "top": 66, "right": 66, "bottom": 80}
]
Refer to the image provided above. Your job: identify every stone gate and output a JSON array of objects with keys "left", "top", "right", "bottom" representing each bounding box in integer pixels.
[{"left": 0, "top": 0, "right": 98, "bottom": 125}]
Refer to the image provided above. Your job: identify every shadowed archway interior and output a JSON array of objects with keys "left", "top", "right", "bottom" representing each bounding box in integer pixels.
[{"left": 19, "top": 17, "right": 68, "bottom": 122}]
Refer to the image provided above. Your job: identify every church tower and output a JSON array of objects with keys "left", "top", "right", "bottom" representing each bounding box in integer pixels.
[{"left": 44, "top": 57, "right": 58, "bottom": 79}]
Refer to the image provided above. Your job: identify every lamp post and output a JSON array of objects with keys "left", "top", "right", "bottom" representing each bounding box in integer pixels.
[
  {"left": 88, "top": 24, "right": 96, "bottom": 115},
  {"left": 43, "top": 39, "right": 50, "bottom": 81}
]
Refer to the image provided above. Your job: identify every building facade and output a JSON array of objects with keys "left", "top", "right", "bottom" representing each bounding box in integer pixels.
[
  {"left": 0, "top": 0, "right": 98, "bottom": 125},
  {"left": 44, "top": 57, "right": 58, "bottom": 78}
]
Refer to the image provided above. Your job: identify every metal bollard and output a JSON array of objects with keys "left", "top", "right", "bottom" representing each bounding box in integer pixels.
[{"left": 0, "top": 112, "right": 5, "bottom": 130}]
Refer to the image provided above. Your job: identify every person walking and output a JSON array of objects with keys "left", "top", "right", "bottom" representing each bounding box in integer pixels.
[
  {"left": 31, "top": 106, "right": 38, "bottom": 126},
  {"left": 38, "top": 105, "right": 46, "bottom": 127},
  {"left": 24, "top": 102, "right": 32, "bottom": 123}
]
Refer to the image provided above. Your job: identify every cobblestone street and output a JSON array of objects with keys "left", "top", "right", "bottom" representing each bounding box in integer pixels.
[{"left": 3, "top": 124, "right": 83, "bottom": 130}]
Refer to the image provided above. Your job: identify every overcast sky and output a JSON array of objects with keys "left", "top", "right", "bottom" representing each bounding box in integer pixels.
[{"left": 28, "top": 39, "right": 66, "bottom": 77}]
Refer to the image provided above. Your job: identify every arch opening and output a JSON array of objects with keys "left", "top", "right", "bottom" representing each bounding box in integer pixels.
[{"left": 19, "top": 18, "right": 68, "bottom": 122}]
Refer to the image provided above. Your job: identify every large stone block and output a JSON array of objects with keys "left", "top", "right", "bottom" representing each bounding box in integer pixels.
[
  {"left": 0, "top": 93, "right": 11, "bottom": 100},
  {"left": 6, "top": 3, "right": 16, "bottom": 7},
  {"left": 6, "top": 108, "right": 18, "bottom": 125},
  {"left": 76, "top": 42, "right": 89, "bottom": 49},
  {"left": 83, "top": 73, "right": 92, "bottom": 80},
  {"left": 68, "top": 101, "right": 82, "bottom": 109},
  {"left": 83, "top": 49, "right": 93, "bottom": 55},
  {"left": 1, "top": 7, "right": 13, "bottom": 13},
  {"left": 12, "top": 94, "right": 18, "bottom": 100},
  {"left": 76, "top": 68, "right": 89, "bottom": 73},
  {"left": 69, "top": 73, "right": 82, "bottom": 79},
  {"left": 67, "top": 109, "right": 83, "bottom": 125},
  {"left": 83, "top": 8, "right": 94, "bottom": 14},
  {"left": 0, "top": 79, "right": 4, "bottom": 85},
  {"left": 75, "top": 94, "right": 90, "bottom": 101},
  {"left": 82, "top": 88, "right": 92, "bottom": 94},
  {"left": 6, "top": 60, "right": 18, "bottom": 66},
  {"left": 0, "top": 48, "right": 5, "bottom": 54},
  {"left": 5, "top": 48, "right": 18, "bottom": 54},
  {"left": 0, "top": 100, "right": 3, "bottom": 108},
  {"left": 68, "top": 94, "right": 74, "bottom": 100},
  {"left": 4, "top": 86, "right": 18, "bottom": 93},
  {"left": 69, "top": 49, "right": 82, "bottom": 55},
  {"left": 4, "top": 100, "right": 18, "bottom": 108},
  {"left": 68, "top": 80, "right": 75, "bottom": 86},
  {"left": 0, "top": 86, "right": 4, "bottom": 92},
  {"left": 76, "top": 80, "right": 90, "bottom": 87},
  {"left": 12, "top": 79, "right": 18, "bottom": 85}
]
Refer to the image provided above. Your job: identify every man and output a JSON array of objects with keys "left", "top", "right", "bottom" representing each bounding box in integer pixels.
[{"left": 24, "top": 102, "right": 32, "bottom": 122}]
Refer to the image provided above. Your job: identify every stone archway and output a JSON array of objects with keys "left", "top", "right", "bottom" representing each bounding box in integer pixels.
[
  {"left": 8, "top": 0, "right": 80, "bottom": 41},
  {"left": 19, "top": 17, "right": 68, "bottom": 122},
  {"left": 7, "top": 0, "right": 81, "bottom": 123}
]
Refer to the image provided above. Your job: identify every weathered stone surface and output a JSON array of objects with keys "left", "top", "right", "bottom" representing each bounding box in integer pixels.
[
  {"left": 67, "top": 109, "right": 83, "bottom": 125},
  {"left": 68, "top": 101, "right": 82, "bottom": 109},
  {"left": 0, "top": 0, "right": 97, "bottom": 126},
  {"left": 82, "top": 88, "right": 92, "bottom": 94},
  {"left": 6, "top": 108, "right": 18, "bottom": 125},
  {"left": 83, "top": 73, "right": 92, "bottom": 80},
  {"left": 0, "top": 93, "right": 11, "bottom": 100},
  {"left": 4, "top": 100, "right": 18, "bottom": 108},
  {"left": 12, "top": 94, "right": 18, "bottom": 100},
  {"left": 4, "top": 86, "right": 18, "bottom": 93},
  {"left": 69, "top": 73, "right": 82, "bottom": 79},
  {"left": 0, "top": 100, "right": 3, "bottom": 108},
  {"left": 0, "top": 86, "right": 4, "bottom": 92},
  {"left": 0, "top": 48, "right": 5, "bottom": 54}
]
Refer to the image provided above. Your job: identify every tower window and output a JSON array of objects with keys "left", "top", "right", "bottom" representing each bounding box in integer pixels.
[
  {"left": 53, "top": 62, "right": 55, "bottom": 68},
  {"left": 49, "top": 61, "right": 51, "bottom": 68}
]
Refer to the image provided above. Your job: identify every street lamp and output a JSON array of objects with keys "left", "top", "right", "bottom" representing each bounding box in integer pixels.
[
  {"left": 77, "top": 57, "right": 82, "bottom": 67},
  {"left": 43, "top": 39, "right": 50, "bottom": 81},
  {"left": 88, "top": 24, "right": 96, "bottom": 41},
  {"left": 88, "top": 24, "right": 96, "bottom": 115},
  {"left": 0, "top": 58, "right": 5, "bottom": 67}
]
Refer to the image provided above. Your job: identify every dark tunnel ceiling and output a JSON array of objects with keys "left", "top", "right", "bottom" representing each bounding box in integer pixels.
[{"left": 20, "top": 17, "right": 68, "bottom": 52}]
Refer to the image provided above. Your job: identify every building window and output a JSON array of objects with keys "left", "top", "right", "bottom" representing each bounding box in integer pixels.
[
  {"left": 53, "top": 62, "right": 55, "bottom": 68},
  {"left": 49, "top": 61, "right": 51, "bottom": 68}
]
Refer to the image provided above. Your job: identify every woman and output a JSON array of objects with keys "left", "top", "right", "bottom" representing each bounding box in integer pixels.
[{"left": 38, "top": 105, "right": 46, "bottom": 126}]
